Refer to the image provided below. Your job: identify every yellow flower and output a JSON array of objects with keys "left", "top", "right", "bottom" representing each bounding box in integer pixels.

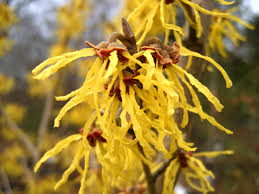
[
  {"left": 5, "top": 103, "right": 26, "bottom": 123},
  {"left": 126, "top": 0, "right": 234, "bottom": 46},
  {"left": 162, "top": 150, "right": 233, "bottom": 194},
  {"left": 125, "top": 0, "right": 236, "bottom": 89},
  {"left": 33, "top": 18, "right": 234, "bottom": 193},
  {"left": 207, "top": 7, "right": 255, "bottom": 57},
  {"left": 33, "top": 18, "right": 233, "bottom": 159},
  {"left": 167, "top": 12, "right": 233, "bottom": 89},
  {"left": 34, "top": 125, "right": 144, "bottom": 193},
  {"left": 0, "top": 72, "right": 14, "bottom": 95},
  {"left": 0, "top": 144, "right": 25, "bottom": 177},
  {"left": 123, "top": 37, "right": 232, "bottom": 152},
  {"left": 34, "top": 134, "right": 91, "bottom": 193},
  {"left": 1, "top": 127, "right": 18, "bottom": 140}
]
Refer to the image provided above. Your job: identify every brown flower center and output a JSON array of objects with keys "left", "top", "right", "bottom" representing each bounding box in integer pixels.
[
  {"left": 80, "top": 128, "right": 107, "bottom": 147},
  {"left": 165, "top": 0, "right": 175, "bottom": 5},
  {"left": 104, "top": 68, "right": 140, "bottom": 101},
  {"left": 85, "top": 41, "right": 128, "bottom": 62},
  {"left": 141, "top": 37, "right": 180, "bottom": 68},
  {"left": 177, "top": 150, "right": 192, "bottom": 168}
]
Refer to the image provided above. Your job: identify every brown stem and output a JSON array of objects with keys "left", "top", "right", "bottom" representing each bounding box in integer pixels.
[
  {"left": 165, "top": 1, "right": 214, "bottom": 192},
  {"left": 137, "top": 143, "right": 156, "bottom": 194},
  {"left": 36, "top": 72, "right": 64, "bottom": 158},
  {"left": 141, "top": 161, "right": 156, "bottom": 194},
  {"left": 172, "top": 167, "right": 181, "bottom": 189},
  {"left": 36, "top": 89, "right": 54, "bottom": 151},
  {"left": 0, "top": 167, "right": 13, "bottom": 194},
  {"left": 152, "top": 155, "right": 176, "bottom": 180},
  {"left": 20, "top": 156, "right": 36, "bottom": 194}
]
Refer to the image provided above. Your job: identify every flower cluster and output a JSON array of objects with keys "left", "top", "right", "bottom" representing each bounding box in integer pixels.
[
  {"left": 162, "top": 150, "right": 233, "bottom": 194},
  {"left": 207, "top": 7, "right": 254, "bottom": 57},
  {"left": 125, "top": 0, "right": 237, "bottom": 45},
  {"left": 32, "top": 15, "right": 234, "bottom": 193}
]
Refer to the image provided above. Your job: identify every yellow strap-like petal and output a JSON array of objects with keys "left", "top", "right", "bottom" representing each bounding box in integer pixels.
[
  {"left": 32, "top": 48, "right": 95, "bottom": 79},
  {"left": 227, "top": 15, "right": 255, "bottom": 30},
  {"left": 193, "top": 8, "right": 202, "bottom": 38},
  {"left": 162, "top": 159, "right": 179, "bottom": 194},
  {"left": 185, "top": 55, "right": 192, "bottom": 70},
  {"left": 176, "top": 0, "right": 196, "bottom": 29},
  {"left": 216, "top": 0, "right": 235, "bottom": 5},
  {"left": 143, "top": 50, "right": 156, "bottom": 90},
  {"left": 180, "top": 47, "right": 232, "bottom": 88},
  {"left": 104, "top": 50, "right": 118, "bottom": 79},
  {"left": 187, "top": 105, "right": 233, "bottom": 134},
  {"left": 78, "top": 151, "right": 90, "bottom": 194},
  {"left": 54, "top": 144, "right": 85, "bottom": 190},
  {"left": 160, "top": 0, "right": 184, "bottom": 34},
  {"left": 54, "top": 95, "right": 85, "bottom": 127},
  {"left": 34, "top": 134, "right": 82, "bottom": 172},
  {"left": 137, "top": 3, "right": 159, "bottom": 45},
  {"left": 174, "top": 65, "right": 224, "bottom": 112},
  {"left": 55, "top": 87, "right": 81, "bottom": 101},
  {"left": 181, "top": 0, "right": 230, "bottom": 17},
  {"left": 127, "top": 0, "right": 149, "bottom": 22},
  {"left": 194, "top": 150, "right": 234, "bottom": 157}
]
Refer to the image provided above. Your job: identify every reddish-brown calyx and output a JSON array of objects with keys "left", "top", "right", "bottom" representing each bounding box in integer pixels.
[
  {"left": 87, "top": 129, "right": 107, "bottom": 147},
  {"left": 165, "top": 0, "right": 175, "bottom": 4},
  {"left": 79, "top": 128, "right": 106, "bottom": 147},
  {"left": 141, "top": 37, "right": 180, "bottom": 68},
  {"left": 85, "top": 41, "right": 128, "bottom": 62},
  {"left": 104, "top": 69, "right": 140, "bottom": 101},
  {"left": 177, "top": 150, "right": 192, "bottom": 168}
]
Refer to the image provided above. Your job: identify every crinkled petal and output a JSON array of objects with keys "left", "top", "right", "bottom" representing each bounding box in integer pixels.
[{"left": 34, "top": 134, "right": 82, "bottom": 172}]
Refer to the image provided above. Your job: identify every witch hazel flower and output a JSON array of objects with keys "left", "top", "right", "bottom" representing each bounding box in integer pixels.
[
  {"left": 162, "top": 150, "right": 233, "bottom": 194},
  {"left": 125, "top": 0, "right": 236, "bottom": 46},
  {"left": 32, "top": 17, "right": 233, "bottom": 193}
]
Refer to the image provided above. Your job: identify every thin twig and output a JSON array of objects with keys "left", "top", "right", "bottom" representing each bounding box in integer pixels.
[
  {"left": 36, "top": 89, "right": 54, "bottom": 151},
  {"left": 20, "top": 156, "right": 36, "bottom": 194},
  {"left": 137, "top": 143, "right": 156, "bottom": 194},
  {"left": 152, "top": 155, "right": 176, "bottom": 180},
  {"left": 36, "top": 72, "right": 64, "bottom": 158},
  {"left": 0, "top": 104, "right": 38, "bottom": 163},
  {"left": 0, "top": 167, "right": 13, "bottom": 194},
  {"left": 141, "top": 161, "right": 156, "bottom": 194},
  {"left": 172, "top": 167, "right": 181, "bottom": 189}
]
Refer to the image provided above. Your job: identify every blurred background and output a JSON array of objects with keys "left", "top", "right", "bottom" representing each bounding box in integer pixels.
[{"left": 0, "top": 0, "right": 258, "bottom": 193}]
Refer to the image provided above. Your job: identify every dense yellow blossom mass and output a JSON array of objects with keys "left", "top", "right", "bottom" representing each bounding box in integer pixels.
[
  {"left": 29, "top": 0, "right": 254, "bottom": 192},
  {"left": 162, "top": 150, "right": 233, "bottom": 194},
  {"left": 207, "top": 7, "right": 254, "bottom": 57},
  {"left": 32, "top": 15, "right": 234, "bottom": 192},
  {"left": 126, "top": 0, "right": 236, "bottom": 46}
]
